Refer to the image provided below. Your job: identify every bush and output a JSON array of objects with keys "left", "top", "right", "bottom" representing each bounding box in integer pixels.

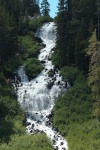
[
  {"left": 0, "top": 134, "right": 53, "bottom": 150},
  {"left": 0, "top": 73, "right": 6, "bottom": 85},
  {"left": 2, "top": 56, "right": 22, "bottom": 78},
  {"left": 0, "top": 96, "right": 25, "bottom": 143},
  {"left": 19, "top": 35, "right": 40, "bottom": 59},
  {"left": 25, "top": 58, "right": 43, "bottom": 79},
  {"left": 53, "top": 71, "right": 100, "bottom": 150},
  {"left": 29, "top": 16, "right": 53, "bottom": 32},
  {"left": 61, "top": 66, "right": 80, "bottom": 85}
]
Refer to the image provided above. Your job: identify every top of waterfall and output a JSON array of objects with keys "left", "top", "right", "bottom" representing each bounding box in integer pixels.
[{"left": 36, "top": 22, "right": 56, "bottom": 43}]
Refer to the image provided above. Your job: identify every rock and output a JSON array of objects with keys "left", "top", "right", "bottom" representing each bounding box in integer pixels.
[
  {"left": 62, "top": 148, "right": 66, "bottom": 150},
  {"left": 32, "top": 124, "right": 34, "bottom": 128},
  {"left": 55, "top": 146, "right": 58, "bottom": 150},
  {"left": 30, "top": 130, "right": 33, "bottom": 133},
  {"left": 47, "top": 80, "right": 54, "bottom": 89},
  {"left": 45, "top": 68, "right": 48, "bottom": 72},
  {"left": 37, "top": 120, "right": 41, "bottom": 124},
  {"left": 60, "top": 142, "right": 64, "bottom": 145},
  {"left": 34, "top": 37, "right": 43, "bottom": 43},
  {"left": 25, "top": 90, "right": 27, "bottom": 93},
  {"left": 58, "top": 81, "right": 60, "bottom": 85},
  {"left": 40, "top": 130, "right": 44, "bottom": 133},
  {"left": 34, "top": 129, "right": 40, "bottom": 134},
  {"left": 52, "top": 77, "right": 56, "bottom": 81},
  {"left": 40, "top": 60, "right": 46, "bottom": 64},
  {"left": 53, "top": 139, "right": 56, "bottom": 144},
  {"left": 48, "top": 69, "right": 55, "bottom": 77},
  {"left": 25, "top": 122, "right": 31, "bottom": 126}
]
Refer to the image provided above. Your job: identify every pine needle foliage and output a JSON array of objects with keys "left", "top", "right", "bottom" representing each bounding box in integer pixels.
[{"left": 86, "top": 30, "right": 100, "bottom": 121}]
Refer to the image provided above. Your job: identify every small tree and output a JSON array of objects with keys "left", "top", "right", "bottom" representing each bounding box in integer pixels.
[{"left": 41, "top": 0, "right": 50, "bottom": 16}]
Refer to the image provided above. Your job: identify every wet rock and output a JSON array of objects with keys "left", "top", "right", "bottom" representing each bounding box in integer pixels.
[
  {"left": 45, "top": 68, "right": 48, "bottom": 72},
  {"left": 34, "top": 129, "right": 40, "bottom": 134},
  {"left": 53, "top": 139, "right": 56, "bottom": 144},
  {"left": 40, "top": 130, "right": 44, "bottom": 133},
  {"left": 48, "top": 69, "right": 55, "bottom": 77},
  {"left": 54, "top": 67, "right": 58, "bottom": 73},
  {"left": 34, "top": 37, "right": 43, "bottom": 43},
  {"left": 55, "top": 146, "right": 58, "bottom": 150},
  {"left": 60, "top": 142, "right": 64, "bottom": 145},
  {"left": 58, "top": 81, "right": 60, "bottom": 85},
  {"left": 52, "top": 77, "right": 56, "bottom": 81},
  {"left": 32, "top": 124, "right": 34, "bottom": 128},
  {"left": 25, "top": 122, "right": 31, "bottom": 126},
  {"left": 45, "top": 121, "right": 52, "bottom": 126},
  {"left": 30, "top": 130, "right": 33, "bottom": 133},
  {"left": 62, "top": 148, "right": 66, "bottom": 150},
  {"left": 47, "top": 80, "right": 54, "bottom": 89},
  {"left": 37, "top": 120, "right": 41, "bottom": 124},
  {"left": 48, "top": 113, "right": 53, "bottom": 119},
  {"left": 40, "top": 60, "right": 46, "bottom": 64}
]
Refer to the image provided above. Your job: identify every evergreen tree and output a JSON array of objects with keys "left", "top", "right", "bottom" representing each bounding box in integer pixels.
[
  {"left": 86, "top": 30, "right": 100, "bottom": 121},
  {"left": 55, "top": 0, "right": 68, "bottom": 68},
  {"left": 41, "top": 0, "right": 50, "bottom": 16},
  {"left": 0, "top": 6, "right": 18, "bottom": 65}
]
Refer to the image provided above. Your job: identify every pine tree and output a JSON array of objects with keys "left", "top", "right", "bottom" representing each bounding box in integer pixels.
[
  {"left": 86, "top": 30, "right": 100, "bottom": 121},
  {"left": 55, "top": 0, "right": 68, "bottom": 68},
  {"left": 41, "top": 0, "right": 50, "bottom": 16},
  {"left": 0, "top": 6, "right": 18, "bottom": 65}
]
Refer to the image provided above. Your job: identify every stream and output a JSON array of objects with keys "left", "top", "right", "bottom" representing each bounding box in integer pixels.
[{"left": 13, "top": 22, "right": 68, "bottom": 150}]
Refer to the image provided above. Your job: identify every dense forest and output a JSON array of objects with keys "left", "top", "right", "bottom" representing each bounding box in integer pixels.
[{"left": 0, "top": 0, "right": 100, "bottom": 150}]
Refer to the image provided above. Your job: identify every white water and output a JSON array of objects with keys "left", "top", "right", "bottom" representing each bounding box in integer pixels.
[{"left": 14, "top": 22, "right": 68, "bottom": 150}]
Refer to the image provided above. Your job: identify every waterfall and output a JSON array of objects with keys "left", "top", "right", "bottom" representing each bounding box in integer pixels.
[{"left": 14, "top": 22, "right": 68, "bottom": 150}]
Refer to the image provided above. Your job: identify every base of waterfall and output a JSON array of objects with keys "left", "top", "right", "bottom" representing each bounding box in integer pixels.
[{"left": 13, "top": 22, "right": 68, "bottom": 150}]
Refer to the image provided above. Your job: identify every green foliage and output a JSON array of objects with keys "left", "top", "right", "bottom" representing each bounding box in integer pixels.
[
  {"left": 0, "top": 73, "right": 6, "bottom": 85},
  {"left": 67, "top": 120, "right": 100, "bottom": 150},
  {"left": 29, "top": 16, "right": 53, "bottom": 32},
  {"left": 0, "top": 69, "right": 25, "bottom": 144},
  {"left": 0, "top": 6, "right": 18, "bottom": 65},
  {"left": 2, "top": 56, "right": 22, "bottom": 78},
  {"left": 25, "top": 58, "right": 43, "bottom": 78},
  {"left": 54, "top": 0, "right": 97, "bottom": 71},
  {"left": 41, "top": 0, "right": 50, "bottom": 16},
  {"left": 19, "top": 35, "right": 40, "bottom": 59},
  {"left": 52, "top": 50, "right": 60, "bottom": 68},
  {"left": 60, "top": 66, "right": 80, "bottom": 85},
  {"left": 86, "top": 30, "right": 100, "bottom": 121},
  {"left": 0, "top": 96, "right": 25, "bottom": 143},
  {"left": 0, "top": 134, "right": 53, "bottom": 150},
  {"left": 54, "top": 68, "right": 100, "bottom": 149}
]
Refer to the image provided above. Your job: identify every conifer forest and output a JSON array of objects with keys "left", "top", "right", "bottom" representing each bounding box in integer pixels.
[{"left": 0, "top": 0, "right": 100, "bottom": 150}]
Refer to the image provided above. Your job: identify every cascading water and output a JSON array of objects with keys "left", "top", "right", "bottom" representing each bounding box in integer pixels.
[{"left": 14, "top": 22, "right": 68, "bottom": 150}]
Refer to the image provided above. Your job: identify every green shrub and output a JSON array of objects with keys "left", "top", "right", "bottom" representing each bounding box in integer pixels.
[
  {"left": 2, "top": 57, "right": 22, "bottom": 77},
  {"left": 19, "top": 35, "right": 40, "bottom": 59},
  {"left": 53, "top": 71, "right": 100, "bottom": 150},
  {"left": 61, "top": 66, "right": 80, "bottom": 85},
  {"left": 0, "top": 73, "right": 6, "bottom": 85},
  {"left": 0, "top": 134, "right": 53, "bottom": 150},
  {"left": 29, "top": 16, "right": 53, "bottom": 32},
  {"left": 52, "top": 51, "right": 60, "bottom": 68},
  {"left": 0, "top": 96, "right": 25, "bottom": 143},
  {"left": 25, "top": 58, "right": 43, "bottom": 79}
]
